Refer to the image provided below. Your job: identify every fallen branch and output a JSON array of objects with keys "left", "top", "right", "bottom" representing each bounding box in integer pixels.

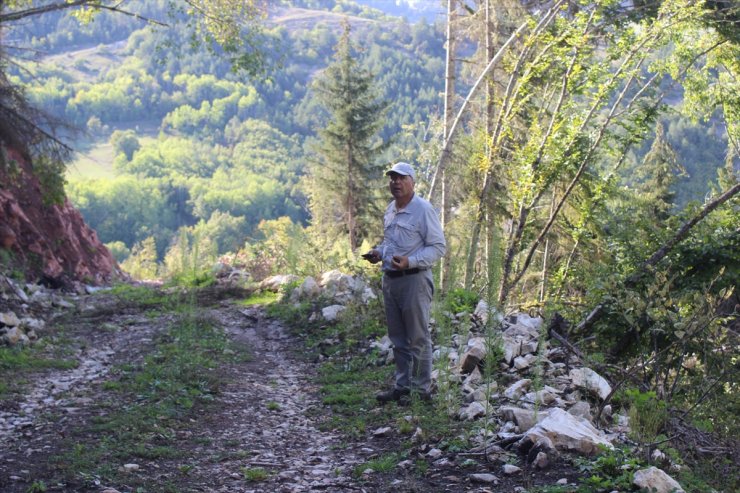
[{"left": 574, "top": 182, "right": 740, "bottom": 332}]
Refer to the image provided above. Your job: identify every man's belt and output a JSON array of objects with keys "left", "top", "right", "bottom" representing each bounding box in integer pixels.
[{"left": 385, "top": 268, "right": 423, "bottom": 278}]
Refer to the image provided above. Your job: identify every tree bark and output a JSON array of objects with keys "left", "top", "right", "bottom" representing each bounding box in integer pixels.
[{"left": 438, "top": 0, "right": 457, "bottom": 292}]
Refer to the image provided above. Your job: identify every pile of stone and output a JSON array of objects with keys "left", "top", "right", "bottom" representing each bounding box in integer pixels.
[
  {"left": 0, "top": 274, "right": 81, "bottom": 347},
  {"left": 263, "top": 270, "right": 377, "bottom": 322},
  {"left": 0, "top": 310, "right": 42, "bottom": 346},
  {"left": 275, "top": 272, "right": 685, "bottom": 492},
  {"left": 424, "top": 304, "right": 684, "bottom": 491}
]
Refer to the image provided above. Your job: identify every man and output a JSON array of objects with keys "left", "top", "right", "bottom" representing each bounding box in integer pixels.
[{"left": 363, "top": 162, "right": 446, "bottom": 403}]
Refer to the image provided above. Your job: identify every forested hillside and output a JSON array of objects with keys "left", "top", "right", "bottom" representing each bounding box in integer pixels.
[{"left": 6, "top": 0, "right": 447, "bottom": 267}]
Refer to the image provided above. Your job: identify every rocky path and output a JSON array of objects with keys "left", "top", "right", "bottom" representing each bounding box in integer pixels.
[
  {"left": 181, "top": 304, "right": 373, "bottom": 492},
  {"left": 0, "top": 295, "right": 382, "bottom": 492}
]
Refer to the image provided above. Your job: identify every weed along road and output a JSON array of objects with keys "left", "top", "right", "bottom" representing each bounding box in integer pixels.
[{"left": 0, "top": 286, "right": 380, "bottom": 492}]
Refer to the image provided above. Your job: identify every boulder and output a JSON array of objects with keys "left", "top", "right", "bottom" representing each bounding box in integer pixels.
[
  {"left": 521, "top": 386, "right": 561, "bottom": 407},
  {"left": 470, "top": 473, "right": 499, "bottom": 484},
  {"left": 19, "top": 317, "right": 44, "bottom": 331},
  {"left": 518, "top": 408, "right": 613, "bottom": 456},
  {"left": 259, "top": 274, "right": 299, "bottom": 292},
  {"left": 463, "top": 366, "right": 483, "bottom": 385},
  {"left": 514, "top": 354, "right": 537, "bottom": 370},
  {"left": 0, "top": 311, "right": 20, "bottom": 327},
  {"left": 291, "top": 276, "right": 321, "bottom": 301},
  {"left": 503, "top": 324, "right": 540, "bottom": 340},
  {"left": 500, "top": 406, "right": 538, "bottom": 432},
  {"left": 532, "top": 451, "right": 549, "bottom": 469},
  {"left": 569, "top": 367, "right": 612, "bottom": 401},
  {"left": 459, "top": 401, "right": 487, "bottom": 420},
  {"left": 502, "top": 336, "right": 524, "bottom": 364},
  {"left": 503, "top": 379, "right": 532, "bottom": 400},
  {"left": 520, "top": 339, "right": 539, "bottom": 355},
  {"left": 513, "top": 313, "right": 543, "bottom": 331},
  {"left": 369, "top": 335, "right": 392, "bottom": 356},
  {"left": 633, "top": 466, "right": 684, "bottom": 493},
  {"left": 2, "top": 326, "right": 29, "bottom": 346},
  {"left": 319, "top": 270, "right": 356, "bottom": 302},
  {"left": 321, "top": 305, "right": 346, "bottom": 322},
  {"left": 567, "top": 401, "right": 592, "bottom": 422},
  {"left": 460, "top": 337, "right": 487, "bottom": 373}
]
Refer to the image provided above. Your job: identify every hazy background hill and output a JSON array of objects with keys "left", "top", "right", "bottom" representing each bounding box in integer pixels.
[
  {"left": 7, "top": 0, "right": 730, "bottom": 266},
  {"left": 7, "top": 0, "right": 450, "bottom": 263}
]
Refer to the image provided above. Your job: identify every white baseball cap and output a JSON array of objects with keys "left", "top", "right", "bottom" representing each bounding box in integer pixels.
[{"left": 385, "top": 162, "right": 416, "bottom": 180}]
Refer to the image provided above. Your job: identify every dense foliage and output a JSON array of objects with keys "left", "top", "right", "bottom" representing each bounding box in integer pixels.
[{"left": 5, "top": 1, "right": 446, "bottom": 262}]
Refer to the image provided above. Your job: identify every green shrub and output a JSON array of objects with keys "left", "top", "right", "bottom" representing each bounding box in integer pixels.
[
  {"left": 443, "top": 287, "right": 479, "bottom": 314},
  {"left": 624, "top": 389, "right": 668, "bottom": 444}
]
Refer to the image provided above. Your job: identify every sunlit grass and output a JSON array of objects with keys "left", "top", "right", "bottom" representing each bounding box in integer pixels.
[{"left": 240, "top": 291, "right": 279, "bottom": 305}]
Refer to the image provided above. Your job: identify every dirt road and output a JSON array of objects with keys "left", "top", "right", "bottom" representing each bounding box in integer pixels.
[{"left": 0, "top": 293, "right": 384, "bottom": 492}]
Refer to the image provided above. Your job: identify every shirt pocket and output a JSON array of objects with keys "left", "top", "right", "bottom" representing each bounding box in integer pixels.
[{"left": 393, "top": 217, "right": 419, "bottom": 250}]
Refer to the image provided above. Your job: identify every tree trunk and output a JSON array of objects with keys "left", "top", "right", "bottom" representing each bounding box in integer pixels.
[
  {"left": 463, "top": 0, "right": 497, "bottom": 291},
  {"left": 438, "top": 0, "right": 457, "bottom": 292}
]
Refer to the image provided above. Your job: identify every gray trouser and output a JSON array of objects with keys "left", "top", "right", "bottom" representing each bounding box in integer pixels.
[{"left": 382, "top": 270, "right": 434, "bottom": 393}]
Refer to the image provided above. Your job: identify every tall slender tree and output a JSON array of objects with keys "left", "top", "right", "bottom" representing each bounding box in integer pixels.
[
  {"left": 309, "top": 20, "right": 388, "bottom": 251},
  {"left": 633, "top": 121, "right": 686, "bottom": 223}
]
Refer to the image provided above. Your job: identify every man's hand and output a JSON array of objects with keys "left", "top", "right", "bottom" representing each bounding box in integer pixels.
[
  {"left": 362, "top": 249, "right": 381, "bottom": 264},
  {"left": 391, "top": 255, "right": 409, "bottom": 270}
]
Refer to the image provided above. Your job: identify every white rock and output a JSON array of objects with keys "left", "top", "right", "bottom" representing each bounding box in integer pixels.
[
  {"left": 471, "top": 473, "right": 499, "bottom": 483},
  {"left": 52, "top": 297, "right": 74, "bottom": 309},
  {"left": 85, "top": 285, "right": 110, "bottom": 294},
  {"left": 361, "top": 286, "right": 377, "bottom": 303},
  {"left": 463, "top": 366, "right": 483, "bottom": 385},
  {"left": 633, "top": 466, "right": 685, "bottom": 493},
  {"left": 290, "top": 276, "right": 321, "bottom": 302},
  {"left": 556, "top": 478, "right": 569, "bottom": 485},
  {"left": 520, "top": 339, "right": 539, "bottom": 355},
  {"left": 569, "top": 367, "right": 612, "bottom": 401},
  {"left": 321, "top": 305, "right": 346, "bottom": 321},
  {"left": 460, "top": 337, "right": 487, "bottom": 373},
  {"left": 121, "top": 463, "right": 140, "bottom": 473},
  {"left": 502, "top": 337, "right": 522, "bottom": 364},
  {"left": 651, "top": 448, "right": 667, "bottom": 462},
  {"left": 567, "top": 401, "right": 592, "bottom": 422},
  {"left": 259, "top": 274, "right": 299, "bottom": 292},
  {"left": 503, "top": 379, "right": 532, "bottom": 400},
  {"left": 500, "top": 406, "right": 538, "bottom": 432},
  {"left": 433, "top": 458, "right": 454, "bottom": 468},
  {"left": 426, "top": 448, "right": 443, "bottom": 459},
  {"left": 459, "top": 401, "right": 487, "bottom": 421},
  {"left": 2, "top": 327, "right": 29, "bottom": 346},
  {"left": 514, "top": 354, "right": 538, "bottom": 370},
  {"left": 533, "top": 451, "right": 549, "bottom": 469},
  {"left": 319, "top": 270, "right": 361, "bottom": 303},
  {"left": 519, "top": 408, "right": 613, "bottom": 455},
  {"left": 472, "top": 300, "right": 489, "bottom": 325},
  {"left": 372, "top": 426, "right": 392, "bottom": 437},
  {"left": 502, "top": 464, "right": 522, "bottom": 475},
  {"left": 370, "top": 335, "right": 393, "bottom": 355},
  {"left": 19, "top": 317, "right": 44, "bottom": 331},
  {"left": 0, "top": 311, "right": 20, "bottom": 327}
]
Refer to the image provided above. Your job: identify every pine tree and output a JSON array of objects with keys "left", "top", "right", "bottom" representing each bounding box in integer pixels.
[
  {"left": 635, "top": 121, "right": 686, "bottom": 223},
  {"left": 309, "top": 20, "right": 389, "bottom": 251}
]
